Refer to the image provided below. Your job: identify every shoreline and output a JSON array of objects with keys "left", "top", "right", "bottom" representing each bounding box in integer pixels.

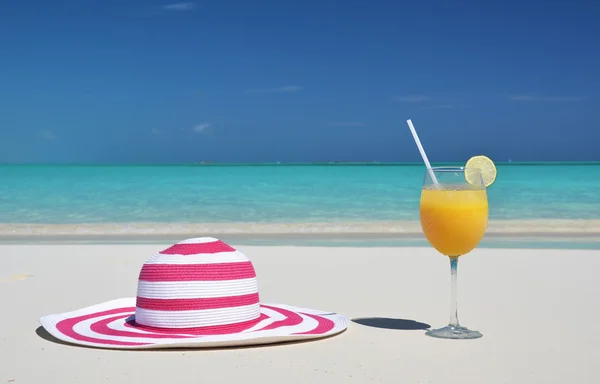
[
  {"left": 1, "top": 219, "right": 600, "bottom": 234},
  {"left": 1, "top": 220, "right": 600, "bottom": 246}
]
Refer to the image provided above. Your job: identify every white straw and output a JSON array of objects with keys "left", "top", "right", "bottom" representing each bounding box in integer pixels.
[{"left": 406, "top": 119, "right": 439, "bottom": 184}]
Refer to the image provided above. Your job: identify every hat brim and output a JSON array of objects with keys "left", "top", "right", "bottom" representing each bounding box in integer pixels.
[{"left": 39, "top": 298, "right": 349, "bottom": 349}]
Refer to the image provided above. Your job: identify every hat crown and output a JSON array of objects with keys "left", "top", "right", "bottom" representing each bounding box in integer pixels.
[{"left": 134, "top": 237, "right": 261, "bottom": 330}]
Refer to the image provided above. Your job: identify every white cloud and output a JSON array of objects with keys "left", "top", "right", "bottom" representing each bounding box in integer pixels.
[
  {"left": 151, "top": 128, "right": 162, "bottom": 135},
  {"left": 162, "top": 2, "right": 196, "bottom": 11},
  {"left": 38, "top": 130, "right": 55, "bottom": 140},
  {"left": 192, "top": 123, "right": 211, "bottom": 133},
  {"left": 394, "top": 95, "right": 430, "bottom": 103},
  {"left": 327, "top": 121, "right": 366, "bottom": 127},
  {"left": 245, "top": 86, "right": 303, "bottom": 94},
  {"left": 509, "top": 95, "right": 588, "bottom": 102}
]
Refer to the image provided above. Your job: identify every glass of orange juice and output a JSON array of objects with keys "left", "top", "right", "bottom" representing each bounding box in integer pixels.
[{"left": 420, "top": 166, "right": 488, "bottom": 339}]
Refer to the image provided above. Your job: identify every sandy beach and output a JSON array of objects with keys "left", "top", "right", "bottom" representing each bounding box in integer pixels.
[{"left": 1, "top": 243, "right": 599, "bottom": 383}]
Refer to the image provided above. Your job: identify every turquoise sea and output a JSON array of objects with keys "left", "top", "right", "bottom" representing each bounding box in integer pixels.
[
  {"left": 1, "top": 163, "right": 599, "bottom": 248},
  {"left": 1, "top": 163, "right": 599, "bottom": 223}
]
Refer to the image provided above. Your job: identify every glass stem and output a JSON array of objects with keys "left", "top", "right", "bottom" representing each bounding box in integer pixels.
[{"left": 449, "top": 256, "right": 460, "bottom": 327}]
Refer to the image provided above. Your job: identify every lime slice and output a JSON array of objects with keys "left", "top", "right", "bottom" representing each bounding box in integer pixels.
[{"left": 465, "top": 155, "right": 497, "bottom": 187}]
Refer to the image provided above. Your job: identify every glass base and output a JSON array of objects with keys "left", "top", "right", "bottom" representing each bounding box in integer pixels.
[{"left": 425, "top": 325, "right": 483, "bottom": 340}]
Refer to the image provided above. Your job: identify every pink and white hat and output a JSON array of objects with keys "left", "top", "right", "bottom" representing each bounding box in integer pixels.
[{"left": 39, "top": 237, "right": 349, "bottom": 349}]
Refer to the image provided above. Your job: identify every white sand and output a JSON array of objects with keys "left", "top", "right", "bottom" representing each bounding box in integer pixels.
[{"left": 1, "top": 244, "right": 599, "bottom": 383}]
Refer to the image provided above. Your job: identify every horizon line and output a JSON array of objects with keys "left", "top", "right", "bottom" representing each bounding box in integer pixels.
[{"left": 2, "top": 161, "right": 600, "bottom": 166}]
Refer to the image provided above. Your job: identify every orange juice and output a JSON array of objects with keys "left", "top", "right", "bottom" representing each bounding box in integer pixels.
[{"left": 420, "top": 187, "right": 488, "bottom": 257}]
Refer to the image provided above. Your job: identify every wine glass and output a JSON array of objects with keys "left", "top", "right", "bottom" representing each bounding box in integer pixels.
[{"left": 420, "top": 167, "right": 488, "bottom": 339}]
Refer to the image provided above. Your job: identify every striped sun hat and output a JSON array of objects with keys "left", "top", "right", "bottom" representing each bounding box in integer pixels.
[{"left": 39, "top": 237, "right": 349, "bottom": 349}]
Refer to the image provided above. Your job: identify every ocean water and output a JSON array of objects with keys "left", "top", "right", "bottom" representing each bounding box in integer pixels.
[{"left": 1, "top": 163, "right": 599, "bottom": 224}]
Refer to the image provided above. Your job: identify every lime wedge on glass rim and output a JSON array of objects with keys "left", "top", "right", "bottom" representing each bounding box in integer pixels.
[{"left": 465, "top": 155, "right": 497, "bottom": 187}]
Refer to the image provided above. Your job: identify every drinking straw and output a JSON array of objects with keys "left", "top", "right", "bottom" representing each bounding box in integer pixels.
[{"left": 406, "top": 119, "right": 439, "bottom": 184}]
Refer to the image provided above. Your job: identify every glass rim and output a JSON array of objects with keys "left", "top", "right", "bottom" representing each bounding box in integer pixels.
[{"left": 427, "top": 166, "right": 481, "bottom": 173}]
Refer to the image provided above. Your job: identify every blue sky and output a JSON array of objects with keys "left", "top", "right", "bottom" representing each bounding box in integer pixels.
[{"left": 0, "top": 0, "right": 598, "bottom": 163}]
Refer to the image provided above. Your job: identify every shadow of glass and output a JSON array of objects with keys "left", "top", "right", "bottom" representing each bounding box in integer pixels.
[{"left": 352, "top": 317, "right": 431, "bottom": 330}]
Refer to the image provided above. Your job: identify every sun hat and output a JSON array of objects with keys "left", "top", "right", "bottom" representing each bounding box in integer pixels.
[{"left": 39, "top": 237, "right": 349, "bottom": 349}]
